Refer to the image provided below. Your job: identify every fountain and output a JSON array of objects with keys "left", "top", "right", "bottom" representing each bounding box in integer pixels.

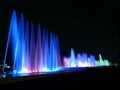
[
  {"left": 4, "top": 10, "right": 61, "bottom": 74},
  {"left": 3, "top": 10, "right": 112, "bottom": 75},
  {"left": 63, "top": 48, "right": 111, "bottom": 67}
]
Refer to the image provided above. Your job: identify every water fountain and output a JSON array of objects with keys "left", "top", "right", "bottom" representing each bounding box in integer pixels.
[
  {"left": 4, "top": 10, "right": 61, "bottom": 74},
  {"left": 3, "top": 10, "right": 112, "bottom": 75},
  {"left": 63, "top": 48, "right": 110, "bottom": 67}
]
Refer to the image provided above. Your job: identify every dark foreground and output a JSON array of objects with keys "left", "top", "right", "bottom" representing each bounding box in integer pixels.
[{"left": 0, "top": 66, "right": 120, "bottom": 89}]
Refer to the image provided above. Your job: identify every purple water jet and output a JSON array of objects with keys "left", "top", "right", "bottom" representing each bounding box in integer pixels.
[{"left": 4, "top": 10, "right": 61, "bottom": 73}]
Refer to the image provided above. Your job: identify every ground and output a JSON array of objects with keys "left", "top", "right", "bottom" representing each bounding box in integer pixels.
[{"left": 0, "top": 66, "right": 120, "bottom": 89}]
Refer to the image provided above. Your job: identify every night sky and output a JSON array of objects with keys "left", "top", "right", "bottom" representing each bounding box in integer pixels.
[{"left": 0, "top": 0, "right": 120, "bottom": 62}]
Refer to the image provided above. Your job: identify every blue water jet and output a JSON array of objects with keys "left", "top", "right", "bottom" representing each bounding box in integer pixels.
[{"left": 4, "top": 10, "right": 61, "bottom": 73}]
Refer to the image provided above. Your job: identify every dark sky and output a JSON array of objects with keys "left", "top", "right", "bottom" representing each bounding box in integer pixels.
[{"left": 0, "top": 0, "right": 120, "bottom": 61}]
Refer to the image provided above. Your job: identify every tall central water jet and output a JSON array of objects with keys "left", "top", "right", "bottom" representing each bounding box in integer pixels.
[{"left": 4, "top": 10, "right": 61, "bottom": 73}]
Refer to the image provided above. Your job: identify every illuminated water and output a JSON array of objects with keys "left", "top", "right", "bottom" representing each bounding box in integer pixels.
[
  {"left": 3, "top": 10, "right": 111, "bottom": 74},
  {"left": 63, "top": 48, "right": 110, "bottom": 67},
  {"left": 4, "top": 10, "right": 61, "bottom": 73}
]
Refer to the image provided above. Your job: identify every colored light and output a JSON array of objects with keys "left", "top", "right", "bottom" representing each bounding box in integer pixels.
[
  {"left": 4, "top": 10, "right": 111, "bottom": 74},
  {"left": 63, "top": 48, "right": 111, "bottom": 67},
  {"left": 4, "top": 10, "right": 61, "bottom": 73}
]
